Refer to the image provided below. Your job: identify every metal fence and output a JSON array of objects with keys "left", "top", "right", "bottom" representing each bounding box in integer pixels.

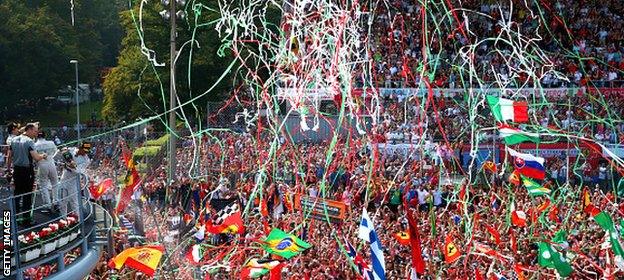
[{"left": 0, "top": 172, "right": 107, "bottom": 280}]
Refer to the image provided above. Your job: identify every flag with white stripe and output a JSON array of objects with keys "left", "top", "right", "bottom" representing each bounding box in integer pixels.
[{"left": 358, "top": 209, "right": 386, "bottom": 280}]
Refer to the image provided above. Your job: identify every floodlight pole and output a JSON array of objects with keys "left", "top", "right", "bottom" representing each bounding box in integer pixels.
[
  {"left": 70, "top": 60, "right": 80, "bottom": 141},
  {"left": 168, "top": 0, "right": 177, "bottom": 189}
]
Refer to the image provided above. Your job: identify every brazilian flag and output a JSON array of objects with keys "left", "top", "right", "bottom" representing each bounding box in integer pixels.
[{"left": 262, "top": 228, "right": 312, "bottom": 259}]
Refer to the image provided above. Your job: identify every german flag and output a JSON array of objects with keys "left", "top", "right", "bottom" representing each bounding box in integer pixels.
[
  {"left": 109, "top": 246, "right": 164, "bottom": 276},
  {"left": 443, "top": 234, "right": 461, "bottom": 264},
  {"left": 394, "top": 231, "right": 410, "bottom": 246}
]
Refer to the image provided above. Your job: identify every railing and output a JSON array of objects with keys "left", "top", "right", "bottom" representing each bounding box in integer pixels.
[
  {"left": 367, "top": 80, "right": 624, "bottom": 89},
  {"left": 1, "top": 170, "right": 106, "bottom": 279}
]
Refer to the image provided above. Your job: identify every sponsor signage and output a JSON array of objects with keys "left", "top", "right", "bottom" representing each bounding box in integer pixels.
[{"left": 293, "top": 194, "right": 347, "bottom": 221}]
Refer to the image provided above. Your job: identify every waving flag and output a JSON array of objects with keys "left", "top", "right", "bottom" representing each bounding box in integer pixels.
[
  {"left": 345, "top": 238, "right": 373, "bottom": 280},
  {"left": 538, "top": 242, "right": 572, "bottom": 277},
  {"left": 240, "top": 258, "right": 283, "bottom": 279},
  {"left": 443, "top": 234, "right": 461, "bottom": 264},
  {"left": 521, "top": 176, "right": 551, "bottom": 196},
  {"left": 508, "top": 171, "right": 521, "bottom": 186},
  {"left": 186, "top": 244, "right": 205, "bottom": 264},
  {"left": 499, "top": 125, "right": 540, "bottom": 145},
  {"left": 394, "top": 232, "right": 410, "bottom": 246},
  {"left": 485, "top": 225, "right": 501, "bottom": 245},
  {"left": 486, "top": 95, "right": 529, "bottom": 123},
  {"left": 90, "top": 178, "right": 113, "bottom": 200},
  {"left": 206, "top": 201, "right": 244, "bottom": 234},
  {"left": 511, "top": 210, "right": 527, "bottom": 227},
  {"left": 507, "top": 147, "right": 545, "bottom": 180},
  {"left": 262, "top": 228, "right": 311, "bottom": 259},
  {"left": 358, "top": 209, "right": 386, "bottom": 280},
  {"left": 109, "top": 246, "right": 165, "bottom": 277},
  {"left": 406, "top": 209, "right": 426, "bottom": 274},
  {"left": 116, "top": 158, "right": 141, "bottom": 214},
  {"left": 483, "top": 161, "right": 497, "bottom": 173},
  {"left": 585, "top": 205, "right": 624, "bottom": 260}
]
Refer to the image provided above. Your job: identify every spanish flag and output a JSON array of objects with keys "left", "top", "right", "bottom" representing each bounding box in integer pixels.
[
  {"left": 394, "top": 231, "right": 410, "bottom": 246},
  {"left": 443, "top": 235, "right": 461, "bottom": 264},
  {"left": 109, "top": 246, "right": 164, "bottom": 276}
]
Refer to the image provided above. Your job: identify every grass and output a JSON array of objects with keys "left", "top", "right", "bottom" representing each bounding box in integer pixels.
[{"left": 38, "top": 101, "right": 103, "bottom": 127}]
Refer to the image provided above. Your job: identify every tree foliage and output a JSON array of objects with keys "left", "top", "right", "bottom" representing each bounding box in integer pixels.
[
  {"left": 0, "top": 0, "right": 122, "bottom": 120},
  {"left": 102, "top": 0, "right": 238, "bottom": 124}
]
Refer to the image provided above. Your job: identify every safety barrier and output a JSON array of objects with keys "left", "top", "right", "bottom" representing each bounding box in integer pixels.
[{"left": 1, "top": 171, "right": 110, "bottom": 280}]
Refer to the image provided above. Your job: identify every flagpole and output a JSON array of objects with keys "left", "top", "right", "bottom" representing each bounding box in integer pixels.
[{"left": 566, "top": 93, "right": 571, "bottom": 186}]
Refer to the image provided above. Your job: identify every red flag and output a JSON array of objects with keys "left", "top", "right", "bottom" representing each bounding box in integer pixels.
[
  {"left": 584, "top": 204, "right": 601, "bottom": 216},
  {"left": 483, "top": 161, "right": 497, "bottom": 173},
  {"left": 485, "top": 225, "right": 501, "bottom": 245},
  {"left": 406, "top": 209, "right": 426, "bottom": 274},
  {"left": 514, "top": 263, "right": 526, "bottom": 280},
  {"left": 394, "top": 231, "right": 411, "bottom": 246},
  {"left": 120, "top": 142, "right": 133, "bottom": 167},
  {"left": 270, "top": 262, "right": 286, "bottom": 280},
  {"left": 510, "top": 229, "right": 517, "bottom": 253},
  {"left": 475, "top": 267, "right": 485, "bottom": 280},
  {"left": 537, "top": 199, "right": 551, "bottom": 212},
  {"left": 511, "top": 210, "right": 527, "bottom": 227},
  {"left": 443, "top": 234, "right": 461, "bottom": 264},
  {"left": 116, "top": 159, "right": 140, "bottom": 214},
  {"left": 509, "top": 171, "right": 521, "bottom": 186},
  {"left": 205, "top": 203, "right": 244, "bottom": 234},
  {"left": 89, "top": 178, "right": 113, "bottom": 200}
]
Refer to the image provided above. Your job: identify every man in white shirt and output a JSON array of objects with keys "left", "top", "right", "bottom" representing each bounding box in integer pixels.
[
  {"left": 417, "top": 187, "right": 429, "bottom": 211},
  {"left": 34, "top": 131, "right": 59, "bottom": 213},
  {"left": 58, "top": 148, "right": 81, "bottom": 217}
]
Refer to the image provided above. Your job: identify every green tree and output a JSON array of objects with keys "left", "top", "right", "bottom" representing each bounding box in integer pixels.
[
  {"left": 0, "top": 0, "right": 123, "bottom": 120},
  {"left": 102, "top": 0, "right": 236, "bottom": 124}
]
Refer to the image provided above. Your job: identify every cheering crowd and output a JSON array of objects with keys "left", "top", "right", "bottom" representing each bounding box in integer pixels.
[
  {"left": 6, "top": 85, "right": 624, "bottom": 279},
  {"left": 4, "top": 1, "right": 624, "bottom": 279},
  {"left": 72, "top": 105, "right": 624, "bottom": 280},
  {"left": 367, "top": 0, "right": 624, "bottom": 88}
]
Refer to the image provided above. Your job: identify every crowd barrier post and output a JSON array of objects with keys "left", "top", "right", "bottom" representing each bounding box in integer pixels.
[{"left": 76, "top": 175, "right": 88, "bottom": 253}]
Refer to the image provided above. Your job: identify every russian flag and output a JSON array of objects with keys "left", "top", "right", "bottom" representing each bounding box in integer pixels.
[{"left": 507, "top": 147, "right": 545, "bottom": 180}]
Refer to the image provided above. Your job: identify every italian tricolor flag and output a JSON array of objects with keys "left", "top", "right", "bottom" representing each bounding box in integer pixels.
[
  {"left": 585, "top": 204, "right": 624, "bottom": 260},
  {"left": 185, "top": 244, "right": 204, "bottom": 264},
  {"left": 486, "top": 95, "right": 529, "bottom": 123},
  {"left": 499, "top": 125, "right": 540, "bottom": 145}
]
